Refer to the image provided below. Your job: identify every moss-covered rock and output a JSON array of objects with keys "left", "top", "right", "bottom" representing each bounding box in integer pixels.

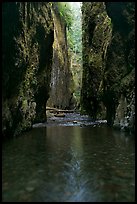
[
  {"left": 104, "top": 2, "right": 135, "bottom": 130},
  {"left": 2, "top": 2, "right": 54, "bottom": 137},
  {"left": 81, "top": 2, "right": 135, "bottom": 132},
  {"left": 47, "top": 3, "right": 74, "bottom": 109},
  {"left": 80, "top": 2, "right": 112, "bottom": 119}
]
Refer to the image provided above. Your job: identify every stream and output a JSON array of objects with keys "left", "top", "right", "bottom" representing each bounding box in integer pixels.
[{"left": 2, "top": 113, "right": 135, "bottom": 202}]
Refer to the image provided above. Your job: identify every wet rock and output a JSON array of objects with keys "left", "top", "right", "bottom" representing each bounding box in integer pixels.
[
  {"left": 2, "top": 3, "right": 54, "bottom": 137},
  {"left": 54, "top": 113, "right": 65, "bottom": 117},
  {"left": 81, "top": 2, "right": 112, "bottom": 119},
  {"left": 81, "top": 2, "right": 135, "bottom": 132},
  {"left": 47, "top": 3, "right": 74, "bottom": 109},
  {"left": 73, "top": 121, "right": 78, "bottom": 124},
  {"left": 32, "top": 123, "right": 47, "bottom": 128},
  {"left": 26, "top": 186, "right": 35, "bottom": 192}
]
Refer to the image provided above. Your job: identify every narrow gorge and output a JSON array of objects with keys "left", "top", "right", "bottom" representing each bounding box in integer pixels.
[
  {"left": 2, "top": 2, "right": 135, "bottom": 138},
  {"left": 2, "top": 2, "right": 135, "bottom": 202}
]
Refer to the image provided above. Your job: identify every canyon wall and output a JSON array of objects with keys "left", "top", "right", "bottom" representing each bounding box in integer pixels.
[
  {"left": 81, "top": 2, "right": 135, "bottom": 132},
  {"left": 105, "top": 2, "right": 135, "bottom": 131},
  {"left": 2, "top": 2, "right": 54, "bottom": 137},
  {"left": 47, "top": 3, "right": 74, "bottom": 109},
  {"left": 81, "top": 2, "right": 112, "bottom": 120}
]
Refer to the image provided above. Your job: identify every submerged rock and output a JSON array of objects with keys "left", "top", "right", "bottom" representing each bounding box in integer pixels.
[
  {"left": 54, "top": 113, "right": 65, "bottom": 117},
  {"left": 26, "top": 186, "right": 35, "bottom": 192}
]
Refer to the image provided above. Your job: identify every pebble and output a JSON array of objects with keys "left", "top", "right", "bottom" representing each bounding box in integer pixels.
[{"left": 26, "top": 186, "right": 35, "bottom": 192}]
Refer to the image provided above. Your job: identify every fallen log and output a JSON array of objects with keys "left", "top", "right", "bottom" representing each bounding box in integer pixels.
[
  {"left": 46, "top": 106, "right": 74, "bottom": 113},
  {"left": 54, "top": 113, "right": 65, "bottom": 117}
]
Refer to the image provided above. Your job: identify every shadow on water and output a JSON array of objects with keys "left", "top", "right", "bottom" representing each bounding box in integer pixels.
[{"left": 2, "top": 119, "right": 135, "bottom": 202}]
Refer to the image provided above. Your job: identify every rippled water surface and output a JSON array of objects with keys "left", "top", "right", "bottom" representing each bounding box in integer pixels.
[{"left": 2, "top": 115, "right": 135, "bottom": 202}]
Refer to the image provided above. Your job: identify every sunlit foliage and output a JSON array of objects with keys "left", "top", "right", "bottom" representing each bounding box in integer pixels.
[{"left": 56, "top": 2, "right": 73, "bottom": 30}]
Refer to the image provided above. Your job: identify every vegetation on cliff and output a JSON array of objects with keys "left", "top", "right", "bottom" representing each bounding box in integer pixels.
[
  {"left": 67, "top": 2, "right": 82, "bottom": 108},
  {"left": 80, "top": 2, "right": 112, "bottom": 119},
  {"left": 105, "top": 2, "right": 135, "bottom": 131},
  {"left": 2, "top": 2, "right": 135, "bottom": 137},
  {"left": 47, "top": 2, "right": 74, "bottom": 109},
  {"left": 2, "top": 2, "right": 54, "bottom": 137},
  {"left": 80, "top": 2, "right": 135, "bottom": 132},
  {"left": 52, "top": 2, "right": 83, "bottom": 108}
]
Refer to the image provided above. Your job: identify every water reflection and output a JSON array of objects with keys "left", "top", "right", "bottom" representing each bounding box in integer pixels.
[{"left": 2, "top": 125, "right": 135, "bottom": 202}]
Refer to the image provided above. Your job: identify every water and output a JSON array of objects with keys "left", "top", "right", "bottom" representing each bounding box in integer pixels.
[{"left": 2, "top": 114, "right": 135, "bottom": 202}]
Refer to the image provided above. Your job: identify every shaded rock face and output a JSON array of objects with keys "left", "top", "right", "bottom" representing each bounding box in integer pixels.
[
  {"left": 47, "top": 3, "right": 74, "bottom": 110},
  {"left": 81, "top": 2, "right": 135, "bottom": 132},
  {"left": 80, "top": 2, "right": 112, "bottom": 119},
  {"left": 2, "top": 2, "right": 54, "bottom": 137},
  {"left": 105, "top": 2, "right": 135, "bottom": 131}
]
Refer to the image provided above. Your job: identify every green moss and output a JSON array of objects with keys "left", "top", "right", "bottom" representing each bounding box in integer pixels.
[
  {"left": 47, "top": 4, "right": 74, "bottom": 109},
  {"left": 81, "top": 2, "right": 112, "bottom": 119},
  {"left": 2, "top": 2, "right": 54, "bottom": 137}
]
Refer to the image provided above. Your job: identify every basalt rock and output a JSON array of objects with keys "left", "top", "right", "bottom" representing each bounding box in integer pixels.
[
  {"left": 2, "top": 2, "right": 54, "bottom": 137},
  {"left": 105, "top": 2, "right": 135, "bottom": 131},
  {"left": 81, "top": 2, "right": 135, "bottom": 132},
  {"left": 80, "top": 2, "right": 112, "bottom": 120},
  {"left": 47, "top": 3, "right": 74, "bottom": 110}
]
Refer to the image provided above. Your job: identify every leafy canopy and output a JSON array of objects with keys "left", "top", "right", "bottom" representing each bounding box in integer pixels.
[{"left": 56, "top": 2, "right": 73, "bottom": 29}]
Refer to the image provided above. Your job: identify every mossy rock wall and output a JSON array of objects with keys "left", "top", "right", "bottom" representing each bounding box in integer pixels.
[
  {"left": 105, "top": 2, "right": 135, "bottom": 131},
  {"left": 47, "top": 3, "right": 74, "bottom": 109},
  {"left": 2, "top": 2, "right": 54, "bottom": 137},
  {"left": 80, "top": 2, "right": 112, "bottom": 119},
  {"left": 81, "top": 2, "right": 135, "bottom": 132}
]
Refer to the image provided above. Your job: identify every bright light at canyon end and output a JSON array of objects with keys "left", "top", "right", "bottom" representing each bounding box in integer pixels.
[{"left": 68, "top": 2, "right": 82, "bottom": 8}]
